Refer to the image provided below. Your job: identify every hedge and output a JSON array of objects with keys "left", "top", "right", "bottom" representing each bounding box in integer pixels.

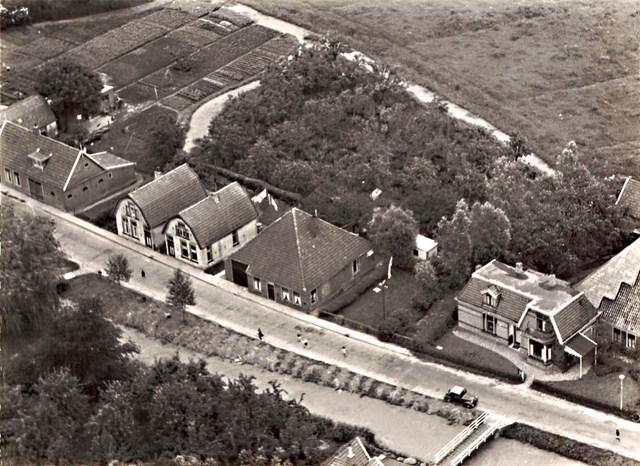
[{"left": 502, "top": 423, "right": 638, "bottom": 466}]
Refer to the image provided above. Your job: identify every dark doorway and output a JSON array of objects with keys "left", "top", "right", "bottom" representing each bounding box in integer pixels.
[
  {"left": 167, "top": 236, "right": 175, "bottom": 256},
  {"left": 28, "top": 178, "right": 43, "bottom": 201},
  {"left": 267, "top": 283, "right": 275, "bottom": 300},
  {"left": 144, "top": 228, "right": 152, "bottom": 248},
  {"left": 231, "top": 260, "right": 249, "bottom": 287}
]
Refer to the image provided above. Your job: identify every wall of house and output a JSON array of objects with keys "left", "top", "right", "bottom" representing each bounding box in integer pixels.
[
  {"left": 64, "top": 165, "right": 136, "bottom": 212},
  {"left": 115, "top": 199, "right": 152, "bottom": 248},
  {"left": 212, "top": 220, "right": 258, "bottom": 262},
  {"left": 164, "top": 220, "right": 202, "bottom": 267},
  {"left": 1, "top": 164, "right": 67, "bottom": 209}
]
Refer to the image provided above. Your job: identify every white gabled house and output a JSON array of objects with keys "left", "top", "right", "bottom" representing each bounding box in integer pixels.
[
  {"left": 163, "top": 182, "right": 259, "bottom": 268},
  {"left": 115, "top": 164, "right": 207, "bottom": 250}
]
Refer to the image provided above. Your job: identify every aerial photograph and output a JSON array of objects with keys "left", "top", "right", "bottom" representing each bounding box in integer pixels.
[{"left": 0, "top": 0, "right": 638, "bottom": 464}]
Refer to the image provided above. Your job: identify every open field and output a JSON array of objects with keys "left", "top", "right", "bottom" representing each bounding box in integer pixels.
[{"left": 242, "top": 0, "right": 640, "bottom": 178}]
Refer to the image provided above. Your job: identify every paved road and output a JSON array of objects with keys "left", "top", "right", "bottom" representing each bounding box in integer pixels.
[{"left": 5, "top": 190, "right": 639, "bottom": 461}]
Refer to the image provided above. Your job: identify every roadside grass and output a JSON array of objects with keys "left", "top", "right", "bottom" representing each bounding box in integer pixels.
[{"left": 242, "top": 0, "right": 639, "bottom": 178}]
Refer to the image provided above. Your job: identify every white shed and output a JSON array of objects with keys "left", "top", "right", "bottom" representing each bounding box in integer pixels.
[{"left": 414, "top": 234, "right": 438, "bottom": 260}]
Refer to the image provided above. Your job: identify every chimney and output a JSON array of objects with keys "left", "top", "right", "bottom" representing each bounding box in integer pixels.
[
  {"left": 32, "top": 123, "right": 40, "bottom": 134},
  {"left": 547, "top": 274, "right": 557, "bottom": 287},
  {"left": 313, "top": 208, "right": 318, "bottom": 218},
  {"left": 154, "top": 170, "right": 163, "bottom": 180},
  {"left": 475, "top": 264, "right": 482, "bottom": 271},
  {"left": 212, "top": 193, "right": 220, "bottom": 204},
  {"left": 515, "top": 262, "right": 524, "bottom": 274},
  {"left": 347, "top": 447, "right": 355, "bottom": 459}
]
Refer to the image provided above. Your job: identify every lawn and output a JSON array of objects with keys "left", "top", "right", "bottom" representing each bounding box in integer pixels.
[{"left": 242, "top": 0, "right": 639, "bottom": 178}]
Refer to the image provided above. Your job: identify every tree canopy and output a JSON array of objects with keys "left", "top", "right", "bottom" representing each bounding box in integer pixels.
[
  {"left": 368, "top": 204, "right": 418, "bottom": 269},
  {"left": 167, "top": 269, "right": 196, "bottom": 322},
  {"left": 105, "top": 253, "right": 132, "bottom": 285}
]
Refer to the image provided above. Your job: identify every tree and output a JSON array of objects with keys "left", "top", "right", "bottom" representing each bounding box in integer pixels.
[
  {"left": 412, "top": 260, "right": 442, "bottom": 310},
  {"left": 368, "top": 205, "right": 419, "bottom": 269},
  {"left": 145, "top": 118, "right": 186, "bottom": 172},
  {"left": 0, "top": 205, "right": 64, "bottom": 347},
  {"left": 435, "top": 199, "right": 473, "bottom": 289},
  {"left": 468, "top": 201, "right": 512, "bottom": 266},
  {"left": 36, "top": 59, "right": 102, "bottom": 131},
  {"left": 166, "top": 269, "right": 196, "bottom": 323},
  {"left": 106, "top": 253, "right": 132, "bottom": 286},
  {"left": 9, "top": 298, "right": 139, "bottom": 397}
]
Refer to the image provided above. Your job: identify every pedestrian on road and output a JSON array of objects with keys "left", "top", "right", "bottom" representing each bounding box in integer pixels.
[
  {"left": 341, "top": 346, "right": 347, "bottom": 358},
  {"left": 616, "top": 429, "right": 620, "bottom": 441},
  {"left": 302, "top": 338, "right": 309, "bottom": 349},
  {"left": 98, "top": 270, "right": 103, "bottom": 279},
  {"left": 297, "top": 333, "right": 302, "bottom": 344},
  {"left": 141, "top": 269, "right": 146, "bottom": 278},
  {"left": 258, "top": 328, "right": 264, "bottom": 341}
]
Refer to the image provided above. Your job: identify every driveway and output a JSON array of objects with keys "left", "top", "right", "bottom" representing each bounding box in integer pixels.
[{"left": 4, "top": 189, "right": 639, "bottom": 461}]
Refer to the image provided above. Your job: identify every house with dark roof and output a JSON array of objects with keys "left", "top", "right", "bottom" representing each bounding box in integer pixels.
[
  {"left": 322, "top": 437, "right": 386, "bottom": 466},
  {"left": 578, "top": 238, "right": 640, "bottom": 349},
  {"left": 225, "top": 208, "right": 376, "bottom": 313},
  {"left": 457, "top": 260, "right": 599, "bottom": 375},
  {"left": 163, "top": 182, "right": 259, "bottom": 268},
  {"left": 1, "top": 95, "right": 57, "bottom": 136},
  {"left": 115, "top": 164, "right": 207, "bottom": 250},
  {"left": 616, "top": 176, "right": 640, "bottom": 235},
  {"left": 0, "top": 121, "right": 135, "bottom": 212}
]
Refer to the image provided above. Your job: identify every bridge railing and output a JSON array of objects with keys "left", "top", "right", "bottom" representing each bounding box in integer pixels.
[{"left": 433, "top": 411, "right": 489, "bottom": 464}]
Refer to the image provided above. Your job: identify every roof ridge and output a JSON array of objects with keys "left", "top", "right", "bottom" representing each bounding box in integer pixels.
[
  {"left": 615, "top": 176, "right": 631, "bottom": 205},
  {"left": 131, "top": 163, "right": 194, "bottom": 195},
  {"left": 4, "top": 120, "right": 77, "bottom": 153},
  {"left": 292, "top": 208, "right": 307, "bottom": 291}
]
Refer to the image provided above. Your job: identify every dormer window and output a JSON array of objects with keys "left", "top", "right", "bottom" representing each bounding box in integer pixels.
[
  {"left": 28, "top": 149, "right": 52, "bottom": 170},
  {"left": 175, "top": 221, "right": 189, "bottom": 240},
  {"left": 482, "top": 286, "right": 500, "bottom": 307},
  {"left": 125, "top": 202, "right": 138, "bottom": 220}
]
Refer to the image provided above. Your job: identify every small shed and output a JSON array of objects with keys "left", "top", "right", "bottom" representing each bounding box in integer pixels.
[{"left": 415, "top": 234, "right": 438, "bottom": 260}]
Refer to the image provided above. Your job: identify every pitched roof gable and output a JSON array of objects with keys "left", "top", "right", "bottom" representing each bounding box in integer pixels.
[
  {"left": 1, "top": 121, "right": 81, "bottom": 190},
  {"left": 175, "top": 182, "right": 258, "bottom": 248},
  {"left": 1, "top": 95, "right": 56, "bottom": 129},
  {"left": 551, "top": 295, "right": 598, "bottom": 344},
  {"left": 322, "top": 437, "right": 381, "bottom": 466},
  {"left": 229, "top": 208, "right": 372, "bottom": 292},
  {"left": 85, "top": 151, "right": 134, "bottom": 170},
  {"left": 600, "top": 273, "right": 640, "bottom": 335},
  {"left": 616, "top": 177, "right": 640, "bottom": 220},
  {"left": 128, "top": 164, "right": 207, "bottom": 229}
]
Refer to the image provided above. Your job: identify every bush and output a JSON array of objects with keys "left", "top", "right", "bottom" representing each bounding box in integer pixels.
[
  {"left": 377, "top": 309, "right": 414, "bottom": 342},
  {"left": 56, "top": 280, "right": 70, "bottom": 294}
]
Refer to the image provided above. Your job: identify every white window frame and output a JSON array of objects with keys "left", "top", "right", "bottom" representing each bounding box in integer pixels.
[
  {"left": 352, "top": 258, "right": 360, "bottom": 275},
  {"left": 484, "top": 314, "right": 497, "bottom": 335},
  {"left": 281, "top": 288, "right": 290, "bottom": 301},
  {"left": 189, "top": 244, "right": 198, "bottom": 263},
  {"left": 310, "top": 289, "right": 318, "bottom": 304},
  {"left": 254, "top": 278, "right": 262, "bottom": 292},
  {"left": 130, "top": 219, "right": 138, "bottom": 238},
  {"left": 176, "top": 222, "right": 190, "bottom": 240},
  {"left": 483, "top": 294, "right": 495, "bottom": 307},
  {"left": 628, "top": 334, "right": 636, "bottom": 349},
  {"left": 13, "top": 171, "right": 21, "bottom": 187},
  {"left": 180, "top": 240, "right": 189, "bottom": 259},
  {"left": 232, "top": 229, "right": 239, "bottom": 247},
  {"left": 4, "top": 168, "right": 12, "bottom": 183},
  {"left": 293, "top": 292, "right": 301, "bottom": 306},
  {"left": 206, "top": 246, "right": 213, "bottom": 263},
  {"left": 122, "top": 218, "right": 130, "bottom": 235}
]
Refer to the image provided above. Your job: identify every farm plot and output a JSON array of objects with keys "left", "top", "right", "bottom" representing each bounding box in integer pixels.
[
  {"left": 0, "top": 49, "right": 43, "bottom": 75},
  {"left": 16, "top": 37, "right": 75, "bottom": 60},
  {"left": 167, "top": 25, "right": 221, "bottom": 47},
  {"left": 177, "top": 79, "right": 222, "bottom": 102},
  {"left": 160, "top": 95, "right": 194, "bottom": 111},
  {"left": 63, "top": 18, "right": 168, "bottom": 69},
  {"left": 195, "top": 17, "right": 241, "bottom": 36},
  {"left": 118, "top": 82, "right": 159, "bottom": 105},
  {"left": 208, "top": 8, "right": 254, "bottom": 28},
  {"left": 144, "top": 8, "right": 197, "bottom": 29},
  {"left": 143, "top": 25, "right": 278, "bottom": 93},
  {"left": 99, "top": 36, "right": 197, "bottom": 89}
]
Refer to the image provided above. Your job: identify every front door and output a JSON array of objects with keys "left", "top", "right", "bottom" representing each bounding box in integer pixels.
[
  {"left": 144, "top": 228, "right": 152, "bottom": 248},
  {"left": 508, "top": 324, "right": 519, "bottom": 347},
  {"left": 28, "top": 178, "right": 43, "bottom": 201},
  {"left": 166, "top": 236, "right": 175, "bottom": 256},
  {"left": 231, "top": 261, "right": 249, "bottom": 288},
  {"left": 267, "top": 283, "right": 275, "bottom": 300}
]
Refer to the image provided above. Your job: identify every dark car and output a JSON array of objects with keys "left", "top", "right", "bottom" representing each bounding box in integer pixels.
[{"left": 444, "top": 386, "right": 478, "bottom": 408}]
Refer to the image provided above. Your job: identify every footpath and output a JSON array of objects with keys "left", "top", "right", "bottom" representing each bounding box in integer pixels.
[{"left": 3, "top": 188, "right": 640, "bottom": 461}]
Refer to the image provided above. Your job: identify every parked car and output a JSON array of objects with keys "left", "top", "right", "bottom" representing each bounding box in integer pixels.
[{"left": 444, "top": 386, "right": 478, "bottom": 408}]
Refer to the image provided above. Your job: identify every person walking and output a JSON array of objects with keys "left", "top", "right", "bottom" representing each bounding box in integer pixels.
[
  {"left": 302, "top": 338, "right": 309, "bottom": 349},
  {"left": 258, "top": 328, "right": 264, "bottom": 341},
  {"left": 616, "top": 429, "right": 620, "bottom": 441},
  {"left": 141, "top": 269, "right": 146, "bottom": 278},
  {"left": 341, "top": 346, "right": 347, "bottom": 358},
  {"left": 297, "top": 333, "right": 302, "bottom": 344}
]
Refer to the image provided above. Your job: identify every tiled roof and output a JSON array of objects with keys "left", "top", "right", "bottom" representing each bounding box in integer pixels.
[
  {"left": 0, "top": 121, "right": 82, "bottom": 190},
  {"left": 85, "top": 151, "right": 134, "bottom": 170},
  {"left": 322, "top": 437, "right": 382, "bottom": 466},
  {"left": 616, "top": 177, "right": 640, "bottom": 220},
  {"left": 229, "top": 208, "right": 372, "bottom": 292},
  {"left": 551, "top": 296, "right": 598, "bottom": 344},
  {"left": 578, "top": 239, "right": 640, "bottom": 308},
  {"left": 600, "top": 273, "right": 640, "bottom": 335},
  {"left": 565, "top": 333, "right": 597, "bottom": 357},
  {"left": 0, "top": 95, "right": 56, "bottom": 129},
  {"left": 176, "top": 182, "right": 258, "bottom": 248},
  {"left": 128, "top": 164, "right": 207, "bottom": 228},
  {"left": 457, "top": 277, "right": 531, "bottom": 322}
]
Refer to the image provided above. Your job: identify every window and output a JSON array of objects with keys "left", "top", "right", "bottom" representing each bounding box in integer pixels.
[
  {"left": 536, "top": 314, "right": 547, "bottom": 332},
  {"left": 4, "top": 168, "right": 12, "bottom": 183},
  {"left": 310, "top": 289, "right": 318, "bottom": 304},
  {"left": 293, "top": 292, "right": 301, "bottom": 306},
  {"left": 130, "top": 220, "right": 138, "bottom": 237},
  {"left": 257, "top": 222, "right": 263, "bottom": 233},
  {"left": 413, "top": 249, "right": 420, "bottom": 257},
  {"left": 232, "top": 230, "right": 239, "bottom": 246},
  {"left": 254, "top": 278, "right": 262, "bottom": 292},
  {"left": 483, "top": 294, "right": 495, "bottom": 306},
  {"left": 282, "top": 288, "right": 290, "bottom": 301},
  {"left": 108, "top": 173, "right": 113, "bottom": 178},
  {"left": 176, "top": 222, "right": 189, "bottom": 240},
  {"left": 613, "top": 328, "right": 622, "bottom": 344},
  {"left": 13, "top": 172, "right": 20, "bottom": 187},
  {"left": 67, "top": 194, "right": 73, "bottom": 199},
  {"left": 180, "top": 240, "right": 189, "bottom": 259},
  {"left": 206, "top": 246, "right": 213, "bottom": 263},
  {"left": 84, "top": 162, "right": 89, "bottom": 168},
  {"left": 352, "top": 258, "right": 360, "bottom": 275},
  {"left": 50, "top": 192, "right": 56, "bottom": 197},
  {"left": 125, "top": 203, "right": 138, "bottom": 220},
  {"left": 98, "top": 178, "right": 104, "bottom": 184},
  {"left": 628, "top": 334, "right": 636, "bottom": 349},
  {"left": 122, "top": 218, "right": 130, "bottom": 235},
  {"left": 189, "top": 244, "right": 198, "bottom": 263},
  {"left": 484, "top": 314, "right": 496, "bottom": 335},
  {"left": 530, "top": 340, "right": 544, "bottom": 360},
  {"left": 82, "top": 186, "right": 88, "bottom": 192}
]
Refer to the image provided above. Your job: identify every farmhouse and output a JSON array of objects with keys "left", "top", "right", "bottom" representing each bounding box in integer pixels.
[
  {"left": 578, "top": 238, "right": 640, "bottom": 349},
  {"left": 457, "top": 260, "right": 599, "bottom": 374},
  {"left": 225, "top": 208, "right": 375, "bottom": 313},
  {"left": 0, "top": 94, "right": 57, "bottom": 136},
  {"left": 0, "top": 121, "right": 135, "bottom": 212},
  {"left": 616, "top": 176, "right": 640, "bottom": 234},
  {"left": 115, "top": 164, "right": 206, "bottom": 250},
  {"left": 163, "top": 182, "right": 259, "bottom": 268}
]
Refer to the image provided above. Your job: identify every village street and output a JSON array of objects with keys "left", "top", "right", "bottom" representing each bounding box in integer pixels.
[{"left": 4, "top": 190, "right": 640, "bottom": 461}]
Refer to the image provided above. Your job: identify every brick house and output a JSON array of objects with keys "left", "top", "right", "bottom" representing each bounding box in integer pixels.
[
  {"left": 457, "top": 260, "right": 599, "bottom": 375},
  {"left": 1, "top": 95, "right": 57, "bottom": 136},
  {"left": 579, "top": 238, "right": 640, "bottom": 349},
  {"left": 225, "top": 208, "right": 375, "bottom": 313},
  {"left": 616, "top": 176, "right": 640, "bottom": 235},
  {"left": 0, "top": 121, "right": 135, "bottom": 212},
  {"left": 115, "top": 164, "right": 207, "bottom": 250},
  {"left": 163, "top": 182, "right": 259, "bottom": 268}
]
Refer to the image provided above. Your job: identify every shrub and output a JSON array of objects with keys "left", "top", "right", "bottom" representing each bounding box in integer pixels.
[
  {"left": 377, "top": 309, "right": 414, "bottom": 342},
  {"left": 301, "top": 365, "right": 322, "bottom": 383}
]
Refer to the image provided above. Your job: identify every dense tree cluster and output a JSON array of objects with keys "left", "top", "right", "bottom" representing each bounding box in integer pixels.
[{"left": 192, "top": 43, "right": 630, "bottom": 280}]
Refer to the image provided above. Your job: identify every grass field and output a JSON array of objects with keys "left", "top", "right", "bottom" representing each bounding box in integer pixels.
[{"left": 243, "top": 0, "right": 640, "bottom": 178}]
